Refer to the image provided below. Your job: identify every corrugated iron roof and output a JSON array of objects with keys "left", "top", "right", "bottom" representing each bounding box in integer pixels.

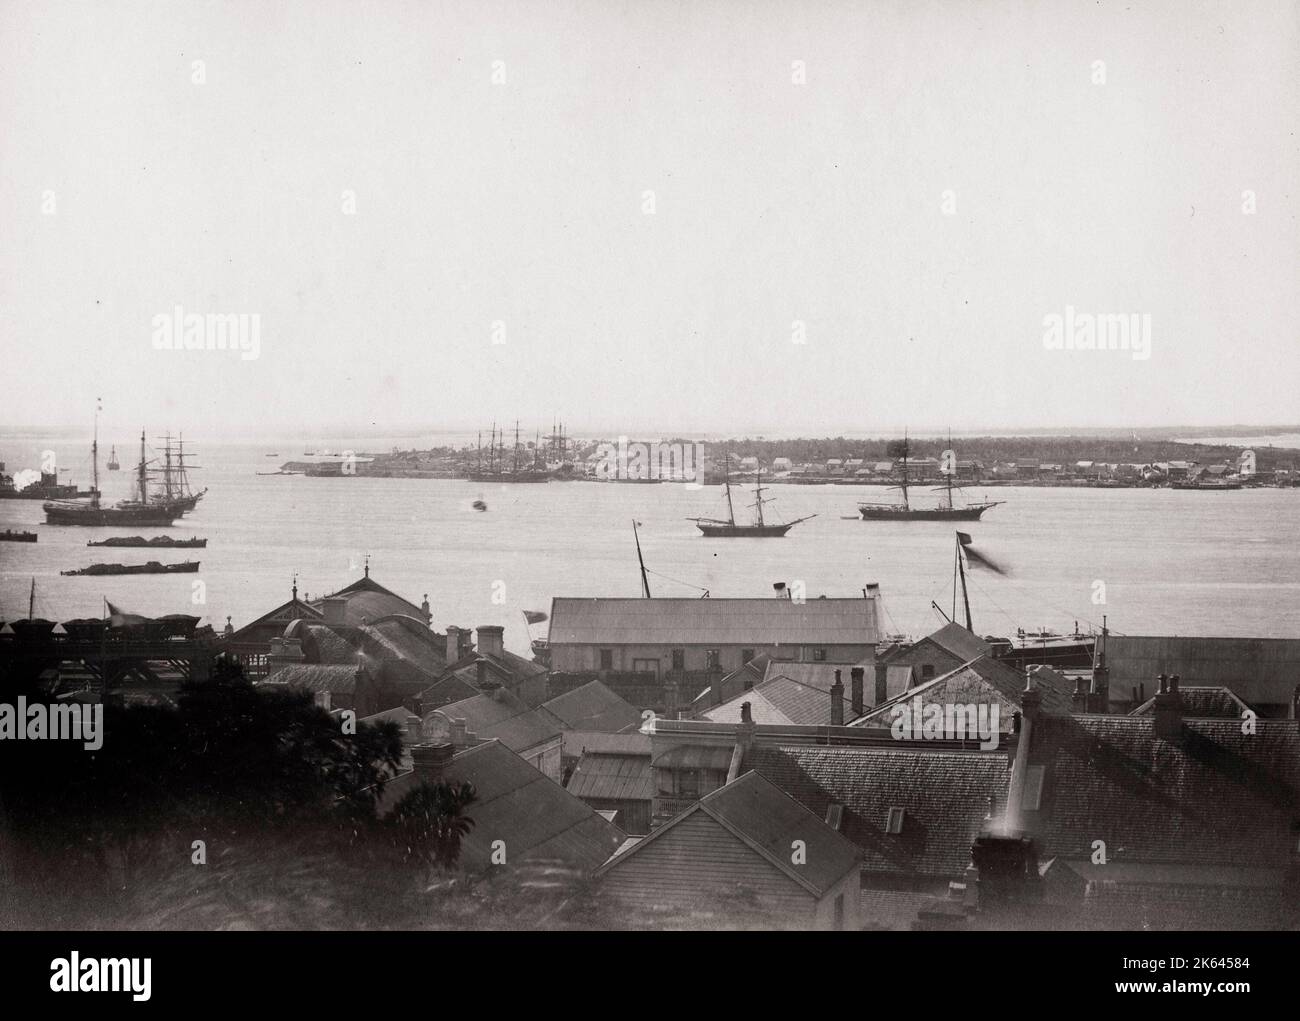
[
  {"left": 436, "top": 688, "right": 561, "bottom": 753},
  {"left": 541, "top": 680, "right": 642, "bottom": 733},
  {"left": 567, "top": 752, "right": 654, "bottom": 802},
  {"left": 548, "top": 597, "right": 881, "bottom": 646},
  {"left": 1107, "top": 635, "right": 1300, "bottom": 704}
]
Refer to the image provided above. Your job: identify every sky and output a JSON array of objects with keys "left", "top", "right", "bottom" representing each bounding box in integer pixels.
[{"left": 1, "top": 0, "right": 1297, "bottom": 439}]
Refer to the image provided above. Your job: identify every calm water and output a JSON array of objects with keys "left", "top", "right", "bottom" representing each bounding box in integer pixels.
[{"left": 2, "top": 436, "right": 1298, "bottom": 653}]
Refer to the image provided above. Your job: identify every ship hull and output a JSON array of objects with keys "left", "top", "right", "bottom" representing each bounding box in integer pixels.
[
  {"left": 695, "top": 522, "right": 794, "bottom": 537},
  {"left": 466, "top": 473, "right": 549, "bottom": 483},
  {"left": 61, "top": 561, "right": 200, "bottom": 576},
  {"left": 858, "top": 503, "right": 1000, "bottom": 521},
  {"left": 44, "top": 502, "right": 179, "bottom": 526}
]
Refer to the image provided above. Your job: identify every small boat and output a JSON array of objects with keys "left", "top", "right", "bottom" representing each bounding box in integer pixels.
[
  {"left": 472, "top": 499, "right": 488, "bottom": 511},
  {"left": 87, "top": 535, "right": 207, "bottom": 548},
  {"left": 265, "top": 453, "right": 279, "bottom": 457},
  {"left": 0, "top": 529, "right": 37, "bottom": 543},
  {"left": 61, "top": 560, "right": 201, "bottom": 576},
  {"left": 688, "top": 460, "right": 814, "bottom": 537}
]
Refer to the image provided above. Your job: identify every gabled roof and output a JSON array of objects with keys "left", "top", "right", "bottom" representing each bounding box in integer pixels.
[
  {"left": 435, "top": 687, "right": 562, "bottom": 753},
  {"left": 1130, "top": 685, "right": 1251, "bottom": 719},
  {"left": 702, "top": 686, "right": 796, "bottom": 726},
  {"left": 541, "top": 680, "right": 642, "bottom": 733},
  {"left": 548, "top": 597, "right": 882, "bottom": 646},
  {"left": 228, "top": 595, "right": 322, "bottom": 641},
  {"left": 920, "top": 622, "right": 994, "bottom": 662},
  {"left": 1031, "top": 716, "right": 1300, "bottom": 868},
  {"left": 596, "top": 770, "right": 860, "bottom": 896},
  {"left": 857, "top": 656, "right": 1073, "bottom": 728},
  {"left": 377, "top": 740, "right": 624, "bottom": 871},
  {"left": 308, "top": 574, "right": 427, "bottom": 627},
  {"left": 703, "top": 666, "right": 862, "bottom": 727},
  {"left": 747, "top": 744, "right": 1009, "bottom": 878}
]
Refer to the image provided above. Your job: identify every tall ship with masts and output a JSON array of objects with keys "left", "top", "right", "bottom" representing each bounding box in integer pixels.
[
  {"left": 43, "top": 413, "right": 202, "bottom": 526},
  {"left": 106, "top": 445, "right": 120, "bottom": 470},
  {"left": 151, "top": 432, "right": 207, "bottom": 512},
  {"left": 688, "top": 458, "right": 815, "bottom": 537},
  {"left": 467, "top": 421, "right": 549, "bottom": 483},
  {"left": 858, "top": 437, "right": 1002, "bottom": 521}
]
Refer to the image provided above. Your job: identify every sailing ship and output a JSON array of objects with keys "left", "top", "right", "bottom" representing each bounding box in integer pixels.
[
  {"left": 688, "top": 460, "right": 815, "bottom": 537},
  {"left": 467, "top": 422, "right": 549, "bottom": 483},
  {"left": 859, "top": 438, "right": 1002, "bottom": 521},
  {"left": 44, "top": 413, "right": 202, "bottom": 526},
  {"left": 106, "top": 445, "right": 121, "bottom": 470}
]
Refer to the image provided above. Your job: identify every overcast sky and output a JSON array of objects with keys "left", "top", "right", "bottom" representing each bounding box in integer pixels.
[{"left": 2, "top": 0, "right": 1296, "bottom": 439}]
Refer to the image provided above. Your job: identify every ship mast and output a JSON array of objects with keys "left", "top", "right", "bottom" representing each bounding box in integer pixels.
[
  {"left": 137, "top": 429, "right": 148, "bottom": 505},
  {"left": 723, "top": 455, "right": 736, "bottom": 525},
  {"left": 753, "top": 471, "right": 766, "bottom": 526},
  {"left": 899, "top": 432, "right": 910, "bottom": 511},
  {"left": 91, "top": 399, "right": 101, "bottom": 506},
  {"left": 633, "top": 520, "right": 652, "bottom": 598},
  {"left": 953, "top": 533, "right": 973, "bottom": 631}
]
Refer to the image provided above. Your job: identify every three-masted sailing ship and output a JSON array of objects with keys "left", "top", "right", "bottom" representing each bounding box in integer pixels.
[
  {"left": 858, "top": 438, "right": 1002, "bottom": 521},
  {"left": 467, "top": 421, "right": 549, "bottom": 483},
  {"left": 43, "top": 413, "right": 205, "bottom": 526},
  {"left": 689, "top": 459, "right": 815, "bottom": 537}
]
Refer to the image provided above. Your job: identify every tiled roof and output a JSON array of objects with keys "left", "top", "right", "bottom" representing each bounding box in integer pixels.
[
  {"left": 297, "top": 623, "right": 359, "bottom": 665},
  {"left": 435, "top": 687, "right": 562, "bottom": 753},
  {"left": 1106, "top": 635, "right": 1300, "bottom": 706},
  {"left": 260, "top": 663, "right": 359, "bottom": 694},
  {"left": 548, "top": 597, "right": 882, "bottom": 646},
  {"left": 567, "top": 752, "right": 654, "bottom": 802},
  {"left": 747, "top": 744, "right": 1010, "bottom": 878},
  {"left": 1030, "top": 716, "right": 1300, "bottom": 868},
  {"left": 541, "top": 680, "right": 642, "bottom": 733},
  {"left": 1130, "top": 686, "right": 1251, "bottom": 719},
  {"left": 597, "top": 770, "right": 860, "bottom": 896}
]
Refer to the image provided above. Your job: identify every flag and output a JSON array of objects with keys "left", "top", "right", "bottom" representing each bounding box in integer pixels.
[
  {"left": 106, "top": 600, "right": 150, "bottom": 628},
  {"left": 523, "top": 610, "right": 548, "bottom": 625},
  {"left": 956, "top": 532, "right": 1007, "bottom": 575}
]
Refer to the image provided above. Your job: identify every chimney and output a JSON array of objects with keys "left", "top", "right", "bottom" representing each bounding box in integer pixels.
[
  {"left": 322, "top": 596, "right": 348, "bottom": 626},
  {"left": 1071, "top": 673, "right": 1089, "bottom": 713},
  {"left": 445, "top": 626, "right": 460, "bottom": 664},
  {"left": 830, "top": 670, "right": 845, "bottom": 726},
  {"left": 1004, "top": 678, "right": 1042, "bottom": 833},
  {"left": 459, "top": 629, "right": 474, "bottom": 659},
  {"left": 1153, "top": 673, "right": 1183, "bottom": 741},
  {"left": 420, "top": 594, "right": 432, "bottom": 625},
  {"left": 476, "top": 625, "right": 504, "bottom": 660},
  {"left": 450, "top": 717, "right": 468, "bottom": 747},
  {"left": 268, "top": 636, "right": 304, "bottom": 667},
  {"left": 773, "top": 582, "right": 789, "bottom": 599},
  {"left": 850, "top": 666, "right": 865, "bottom": 717},
  {"left": 411, "top": 742, "right": 454, "bottom": 784},
  {"left": 874, "top": 659, "right": 889, "bottom": 707},
  {"left": 404, "top": 714, "right": 422, "bottom": 746},
  {"left": 740, "top": 701, "right": 753, "bottom": 724}
]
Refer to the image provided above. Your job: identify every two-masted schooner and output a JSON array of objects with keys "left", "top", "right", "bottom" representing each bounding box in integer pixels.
[
  {"left": 689, "top": 459, "right": 814, "bottom": 537},
  {"left": 858, "top": 438, "right": 1002, "bottom": 521}
]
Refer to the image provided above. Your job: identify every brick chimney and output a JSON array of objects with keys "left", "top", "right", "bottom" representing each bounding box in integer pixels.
[
  {"left": 411, "top": 742, "right": 454, "bottom": 784},
  {"left": 1153, "top": 673, "right": 1183, "bottom": 741},
  {"left": 476, "top": 625, "right": 504, "bottom": 660},
  {"left": 874, "top": 659, "right": 889, "bottom": 707},
  {"left": 850, "top": 666, "right": 865, "bottom": 717},
  {"left": 449, "top": 717, "right": 468, "bottom": 747},
  {"left": 830, "top": 670, "right": 845, "bottom": 726},
  {"left": 445, "top": 626, "right": 460, "bottom": 664},
  {"left": 322, "top": 596, "right": 348, "bottom": 626},
  {"left": 404, "top": 714, "right": 422, "bottom": 746}
]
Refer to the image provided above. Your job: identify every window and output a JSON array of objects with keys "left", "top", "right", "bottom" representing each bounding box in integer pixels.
[
  {"left": 812, "top": 648, "right": 827, "bottom": 662},
  {"left": 885, "top": 807, "right": 905, "bottom": 834},
  {"left": 825, "top": 803, "right": 844, "bottom": 831},
  {"left": 671, "top": 649, "right": 685, "bottom": 671},
  {"left": 921, "top": 664, "right": 935, "bottom": 680},
  {"left": 705, "top": 649, "right": 721, "bottom": 670},
  {"left": 1024, "top": 765, "right": 1046, "bottom": 811},
  {"left": 741, "top": 648, "right": 755, "bottom": 664},
  {"left": 599, "top": 649, "right": 613, "bottom": 670}
]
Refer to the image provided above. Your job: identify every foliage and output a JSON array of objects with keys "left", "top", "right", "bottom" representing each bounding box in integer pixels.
[{"left": 386, "top": 780, "right": 477, "bottom": 870}]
